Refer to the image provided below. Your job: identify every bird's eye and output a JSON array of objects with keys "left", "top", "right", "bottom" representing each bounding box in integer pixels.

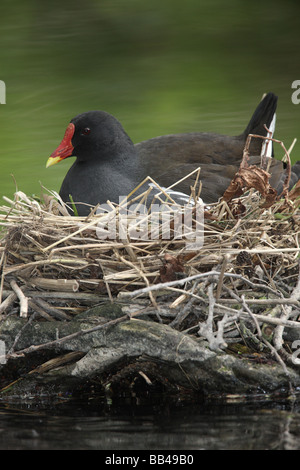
[{"left": 82, "top": 127, "right": 91, "bottom": 135}]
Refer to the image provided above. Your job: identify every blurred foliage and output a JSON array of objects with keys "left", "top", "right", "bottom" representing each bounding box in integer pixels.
[{"left": 0, "top": 0, "right": 300, "bottom": 198}]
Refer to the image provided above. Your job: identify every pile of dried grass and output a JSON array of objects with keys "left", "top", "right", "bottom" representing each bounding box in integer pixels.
[{"left": 1, "top": 136, "right": 300, "bottom": 368}]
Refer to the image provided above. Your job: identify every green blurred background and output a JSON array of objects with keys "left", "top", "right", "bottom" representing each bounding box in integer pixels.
[{"left": 0, "top": 0, "right": 300, "bottom": 201}]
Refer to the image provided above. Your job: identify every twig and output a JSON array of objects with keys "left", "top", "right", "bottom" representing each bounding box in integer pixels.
[
  {"left": 219, "top": 298, "right": 300, "bottom": 307},
  {"left": 127, "top": 270, "right": 281, "bottom": 297},
  {"left": 246, "top": 132, "right": 292, "bottom": 195},
  {"left": 169, "top": 280, "right": 202, "bottom": 328},
  {"left": 0, "top": 252, "right": 6, "bottom": 304},
  {"left": 1, "top": 289, "right": 106, "bottom": 302},
  {"left": 228, "top": 289, "right": 292, "bottom": 380},
  {"left": 27, "top": 277, "right": 79, "bottom": 293},
  {"left": 239, "top": 313, "right": 300, "bottom": 329},
  {"left": 274, "top": 262, "right": 300, "bottom": 351},
  {"left": 240, "top": 294, "right": 262, "bottom": 336},
  {"left": 7, "top": 312, "right": 38, "bottom": 355},
  {"left": 138, "top": 370, "right": 152, "bottom": 385},
  {"left": 10, "top": 280, "right": 28, "bottom": 318},
  {"left": 198, "top": 283, "right": 228, "bottom": 351},
  {"left": 4, "top": 257, "right": 90, "bottom": 275},
  {"left": 114, "top": 251, "right": 160, "bottom": 312},
  {"left": 6, "top": 313, "right": 129, "bottom": 359},
  {"left": 0, "top": 292, "right": 17, "bottom": 314},
  {"left": 28, "top": 300, "right": 55, "bottom": 322},
  {"left": 33, "top": 298, "right": 72, "bottom": 321},
  {"left": 216, "top": 255, "right": 229, "bottom": 299}
]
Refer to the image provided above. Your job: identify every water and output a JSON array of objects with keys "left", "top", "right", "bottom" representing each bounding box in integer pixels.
[
  {"left": 0, "top": 0, "right": 300, "bottom": 202},
  {"left": 1, "top": 396, "right": 300, "bottom": 450},
  {"left": 1, "top": 1, "right": 300, "bottom": 451}
]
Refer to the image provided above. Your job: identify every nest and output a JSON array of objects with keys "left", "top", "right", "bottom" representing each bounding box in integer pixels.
[{"left": 1, "top": 134, "right": 300, "bottom": 373}]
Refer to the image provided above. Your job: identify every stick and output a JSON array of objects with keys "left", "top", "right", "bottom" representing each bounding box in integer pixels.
[
  {"left": 239, "top": 313, "right": 300, "bottom": 329},
  {"left": 27, "top": 277, "right": 79, "bottom": 293},
  {"left": 126, "top": 270, "right": 281, "bottom": 297},
  {"left": 274, "top": 262, "right": 300, "bottom": 351},
  {"left": 1, "top": 289, "right": 105, "bottom": 302},
  {"left": 219, "top": 298, "right": 300, "bottom": 307},
  {"left": 6, "top": 314, "right": 129, "bottom": 359},
  {"left": 34, "top": 298, "right": 72, "bottom": 321},
  {"left": 226, "top": 286, "right": 292, "bottom": 380},
  {"left": 247, "top": 132, "right": 292, "bottom": 195},
  {"left": 10, "top": 280, "right": 28, "bottom": 318},
  {"left": 0, "top": 292, "right": 17, "bottom": 314},
  {"left": 7, "top": 312, "right": 38, "bottom": 355},
  {"left": 28, "top": 300, "right": 55, "bottom": 322},
  {"left": 216, "top": 255, "right": 229, "bottom": 299}
]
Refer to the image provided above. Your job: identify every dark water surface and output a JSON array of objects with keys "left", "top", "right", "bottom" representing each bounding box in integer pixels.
[{"left": 1, "top": 395, "right": 300, "bottom": 450}]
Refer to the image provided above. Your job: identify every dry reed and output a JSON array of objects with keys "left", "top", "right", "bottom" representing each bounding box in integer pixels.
[{"left": 1, "top": 143, "right": 300, "bottom": 367}]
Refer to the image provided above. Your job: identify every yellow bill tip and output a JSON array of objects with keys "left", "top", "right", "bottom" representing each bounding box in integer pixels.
[{"left": 46, "top": 156, "right": 63, "bottom": 168}]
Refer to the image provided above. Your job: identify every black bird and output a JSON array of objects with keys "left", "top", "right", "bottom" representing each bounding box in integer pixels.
[{"left": 46, "top": 93, "right": 293, "bottom": 216}]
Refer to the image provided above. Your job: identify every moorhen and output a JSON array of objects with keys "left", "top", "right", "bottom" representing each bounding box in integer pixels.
[{"left": 46, "top": 93, "right": 292, "bottom": 215}]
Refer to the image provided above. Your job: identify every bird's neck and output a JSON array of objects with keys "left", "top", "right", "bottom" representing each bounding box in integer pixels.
[{"left": 76, "top": 145, "right": 140, "bottom": 173}]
